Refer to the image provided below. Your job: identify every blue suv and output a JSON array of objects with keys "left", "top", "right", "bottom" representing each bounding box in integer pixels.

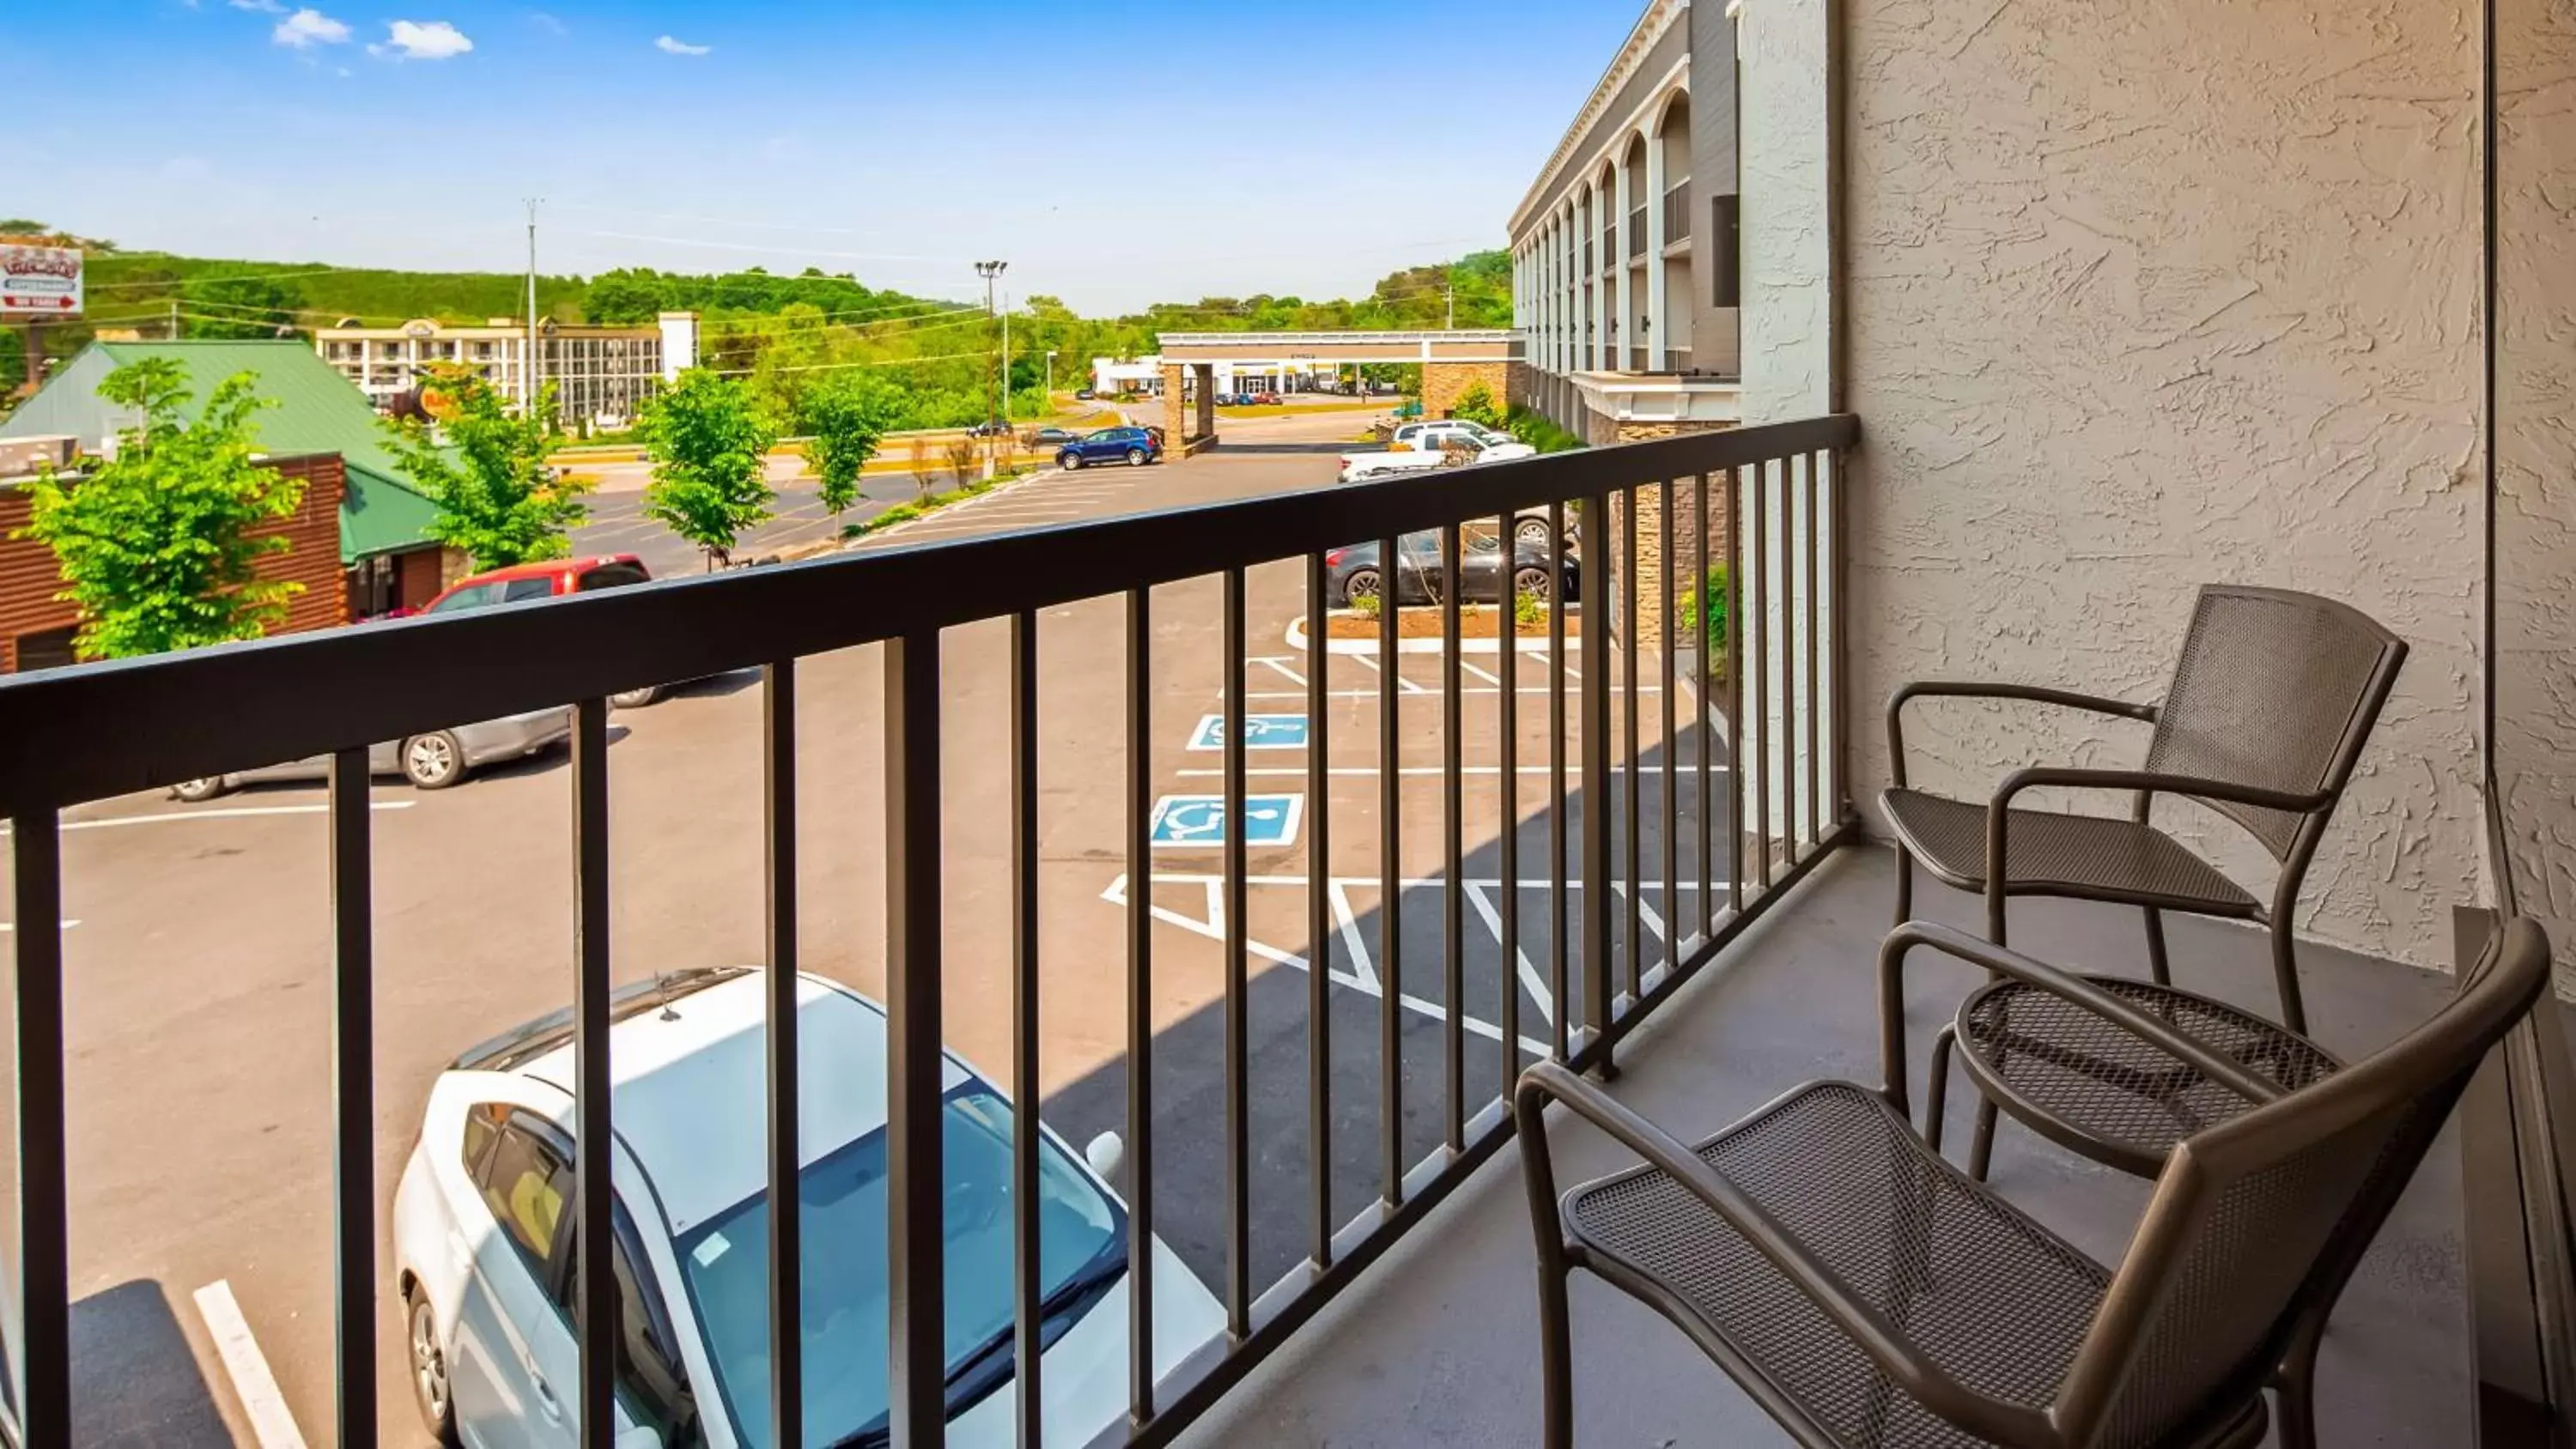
[{"left": 1058, "top": 426, "right": 1163, "bottom": 470}]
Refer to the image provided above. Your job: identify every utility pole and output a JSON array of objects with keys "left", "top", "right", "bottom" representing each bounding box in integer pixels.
[
  {"left": 1446, "top": 281, "right": 1455, "bottom": 330},
  {"left": 524, "top": 198, "right": 542, "bottom": 414},
  {"left": 1001, "top": 290, "right": 1012, "bottom": 426},
  {"left": 973, "top": 260, "right": 1007, "bottom": 427},
  {"left": 168, "top": 298, "right": 179, "bottom": 340}
]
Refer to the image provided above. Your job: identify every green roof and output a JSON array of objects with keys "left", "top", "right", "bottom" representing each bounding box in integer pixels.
[{"left": 9, "top": 340, "right": 441, "bottom": 564}]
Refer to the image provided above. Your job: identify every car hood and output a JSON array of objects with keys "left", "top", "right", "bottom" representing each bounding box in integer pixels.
[{"left": 945, "top": 1236, "right": 1224, "bottom": 1447}]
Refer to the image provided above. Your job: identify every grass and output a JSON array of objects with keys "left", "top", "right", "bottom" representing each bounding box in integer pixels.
[{"left": 837, "top": 464, "right": 1047, "bottom": 541}]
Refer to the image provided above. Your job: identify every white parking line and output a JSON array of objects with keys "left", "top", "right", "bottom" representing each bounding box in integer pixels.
[
  {"left": 192, "top": 1280, "right": 309, "bottom": 1449},
  {"left": 1172, "top": 764, "right": 1718, "bottom": 779},
  {"left": 9, "top": 801, "right": 421, "bottom": 834}
]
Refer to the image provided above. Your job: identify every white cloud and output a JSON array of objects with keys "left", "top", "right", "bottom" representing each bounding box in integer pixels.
[
  {"left": 271, "top": 8, "right": 350, "bottom": 46},
  {"left": 379, "top": 18, "right": 473, "bottom": 59},
  {"left": 654, "top": 34, "right": 711, "bottom": 56},
  {"left": 526, "top": 10, "right": 566, "bottom": 34},
  {"left": 230, "top": 0, "right": 285, "bottom": 12}
]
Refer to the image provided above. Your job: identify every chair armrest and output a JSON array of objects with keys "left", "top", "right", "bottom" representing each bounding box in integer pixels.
[
  {"left": 1879, "top": 921, "right": 2289, "bottom": 1109},
  {"left": 1886, "top": 682, "right": 2159, "bottom": 790},
  {"left": 1983, "top": 767, "right": 2331, "bottom": 919},
  {"left": 1514, "top": 1061, "right": 2063, "bottom": 1449}
]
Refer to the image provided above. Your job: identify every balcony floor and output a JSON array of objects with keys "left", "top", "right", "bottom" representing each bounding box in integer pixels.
[{"left": 1176, "top": 841, "right": 2481, "bottom": 1448}]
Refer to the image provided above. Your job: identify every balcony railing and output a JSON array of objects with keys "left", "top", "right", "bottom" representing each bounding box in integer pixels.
[
  {"left": 1664, "top": 180, "right": 1692, "bottom": 243},
  {"left": 0, "top": 416, "right": 1855, "bottom": 1449},
  {"left": 1628, "top": 206, "right": 1649, "bottom": 259}
]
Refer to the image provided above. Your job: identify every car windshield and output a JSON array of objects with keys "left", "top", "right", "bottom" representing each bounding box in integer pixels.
[
  {"left": 674, "top": 1085, "right": 1124, "bottom": 1449},
  {"left": 423, "top": 581, "right": 506, "bottom": 615}
]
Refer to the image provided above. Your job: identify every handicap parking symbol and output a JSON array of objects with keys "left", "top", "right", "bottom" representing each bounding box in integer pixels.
[
  {"left": 1187, "top": 713, "right": 1311, "bottom": 752},
  {"left": 1147, "top": 793, "right": 1304, "bottom": 849}
]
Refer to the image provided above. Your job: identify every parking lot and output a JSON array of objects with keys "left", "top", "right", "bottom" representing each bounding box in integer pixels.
[{"left": 17, "top": 409, "right": 1730, "bottom": 1447}]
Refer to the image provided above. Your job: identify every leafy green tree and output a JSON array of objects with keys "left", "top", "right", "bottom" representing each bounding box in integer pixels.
[
  {"left": 185, "top": 275, "right": 306, "bottom": 338},
  {"left": 801, "top": 370, "right": 897, "bottom": 520},
  {"left": 638, "top": 369, "right": 780, "bottom": 568},
  {"left": 380, "top": 366, "right": 593, "bottom": 567},
  {"left": 17, "top": 360, "right": 304, "bottom": 659},
  {"left": 1452, "top": 382, "right": 1506, "bottom": 429}
]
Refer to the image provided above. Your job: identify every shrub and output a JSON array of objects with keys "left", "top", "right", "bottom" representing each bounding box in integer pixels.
[
  {"left": 1452, "top": 381, "right": 1507, "bottom": 429},
  {"left": 1677, "top": 563, "right": 1731, "bottom": 659},
  {"left": 1349, "top": 591, "right": 1382, "bottom": 621},
  {"left": 1503, "top": 404, "right": 1587, "bottom": 455},
  {"left": 1513, "top": 585, "right": 1547, "bottom": 628}
]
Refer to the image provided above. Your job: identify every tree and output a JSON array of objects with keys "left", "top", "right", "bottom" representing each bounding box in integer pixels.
[
  {"left": 16, "top": 360, "right": 304, "bottom": 660},
  {"left": 1452, "top": 382, "right": 1507, "bottom": 429},
  {"left": 185, "top": 275, "right": 305, "bottom": 339},
  {"left": 802, "top": 370, "right": 896, "bottom": 520},
  {"left": 637, "top": 369, "right": 780, "bottom": 568},
  {"left": 380, "top": 365, "right": 592, "bottom": 567}
]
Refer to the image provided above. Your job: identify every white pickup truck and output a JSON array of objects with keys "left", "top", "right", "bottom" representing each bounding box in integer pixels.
[{"left": 1336, "top": 421, "right": 1535, "bottom": 484}]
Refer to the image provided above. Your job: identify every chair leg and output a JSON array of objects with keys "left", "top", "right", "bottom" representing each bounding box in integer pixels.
[
  {"left": 1540, "top": 1262, "right": 1576, "bottom": 1449},
  {"left": 2143, "top": 906, "right": 2172, "bottom": 987},
  {"left": 2272, "top": 1326, "right": 2322, "bottom": 1449},
  {"left": 1923, "top": 1024, "right": 1956, "bottom": 1151},
  {"left": 1893, "top": 844, "right": 1913, "bottom": 927},
  {"left": 1967, "top": 1095, "right": 2001, "bottom": 1181},
  {"left": 2272, "top": 918, "right": 2309, "bottom": 1036}
]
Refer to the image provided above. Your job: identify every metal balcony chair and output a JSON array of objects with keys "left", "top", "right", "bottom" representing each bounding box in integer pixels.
[
  {"left": 1516, "top": 918, "right": 2551, "bottom": 1449},
  {"left": 1880, "top": 585, "right": 2404, "bottom": 1177}
]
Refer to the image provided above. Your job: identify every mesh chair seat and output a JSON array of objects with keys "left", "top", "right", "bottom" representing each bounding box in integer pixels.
[
  {"left": 1883, "top": 787, "right": 2259, "bottom": 916},
  {"left": 1562, "top": 1082, "right": 2112, "bottom": 1449},
  {"left": 1957, "top": 978, "right": 2342, "bottom": 1177}
]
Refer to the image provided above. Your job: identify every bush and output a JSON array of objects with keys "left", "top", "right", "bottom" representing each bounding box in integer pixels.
[
  {"left": 1503, "top": 404, "right": 1587, "bottom": 455},
  {"left": 1513, "top": 585, "right": 1547, "bottom": 628},
  {"left": 1349, "top": 591, "right": 1382, "bottom": 621},
  {"left": 1677, "top": 564, "right": 1730, "bottom": 659},
  {"left": 1451, "top": 381, "right": 1507, "bottom": 429}
]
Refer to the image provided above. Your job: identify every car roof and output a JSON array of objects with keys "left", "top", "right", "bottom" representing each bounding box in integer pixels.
[
  {"left": 449, "top": 554, "right": 645, "bottom": 588},
  {"left": 506, "top": 972, "right": 969, "bottom": 1234}
]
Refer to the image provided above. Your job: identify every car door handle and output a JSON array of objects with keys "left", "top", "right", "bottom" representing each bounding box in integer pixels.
[{"left": 532, "top": 1373, "right": 563, "bottom": 1422}]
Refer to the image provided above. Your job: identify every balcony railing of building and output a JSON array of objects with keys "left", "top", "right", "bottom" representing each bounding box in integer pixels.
[
  {"left": 1628, "top": 206, "right": 1649, "bottom": 259},
  {"left": 1601, "top": 227, "right": 1616, "bottom": 276},
  {"left": 1663, "top": 181, "right": 1691, "bottom": 244},
  {"left": 0, "top": 415, "right": 1856, "bottom": 1449}
]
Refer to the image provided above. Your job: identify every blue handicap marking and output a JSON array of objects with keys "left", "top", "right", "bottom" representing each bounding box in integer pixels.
[
  {"left": 1147, "top": 793, "right": 1304, "bottom": 849},
  {"left": 1187, "top": 713, "right": 1310, "bottom": 751}
]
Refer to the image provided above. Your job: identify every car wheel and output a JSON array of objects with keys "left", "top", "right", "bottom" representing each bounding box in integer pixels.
[
  {"left": 407, "top": 1289, "right": 457, "bottom": 1443},
  {"left": 172, "top": 776, "right": 228, "bottom": 803},
  {"left": 402, "top": 731, "right": 467, "bottom": 791},
  {"left": 1127, "top": 448, "right": 1148, "bottom": 467},
  {"left": 1061, "top": 452, "right": 1084, "bottom": 470},
  {"left": 1515, "top": 517, "right": 1555, "bottom": 549},
  {"left": 609, "top": 685, "right": 661, "bottom": 710},
  {"left": 1513, "top": 565, "right": 1554, "bottom": 602},
  {"left": 1342, "top": 568, "right": 1382, "bottom": 609}
]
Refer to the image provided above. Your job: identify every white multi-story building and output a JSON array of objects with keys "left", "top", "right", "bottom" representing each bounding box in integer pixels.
[
  {"left": 1508, "top": 0, "right": 1742, "bottom": 442},
  {"left": 314, "top": 312, "right": 698, "bottom": 427}
]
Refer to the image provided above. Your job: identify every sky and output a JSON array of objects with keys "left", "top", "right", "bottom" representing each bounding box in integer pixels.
[{"left": 11, "top": 0, "right": 1647, "bottom": 314}]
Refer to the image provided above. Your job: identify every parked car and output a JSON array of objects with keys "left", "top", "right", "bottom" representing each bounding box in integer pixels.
[
  {"left": 965, "top": 419, "right": 1013, "bottom": 439},
  {"left": 1322, "top": 530, "right": 1579, "bottom": 609},
  {"left": 1073, "top": 387, "right": 1097, "bottom": 400},
  {"left": 1057, "top": 426, "right": 1163, "bottom": 470},
  {"left": 421, "top": 556, "right": 671, "bottom": 708},
  {"left": 171, "top": 705, "right": 574, "bottom": 800},
  {"left": 393, "top": 967, "right": 1224, "bottom": 1449},
  {"left": 1026, "top": 426, "right": 1079, "bottom": 448},
  {"left": 1338, "top": 436, "right": 1537, "bottom": 485},
  {"left": 1251, "top": 391, "right": 1283, "bottom": 406}
]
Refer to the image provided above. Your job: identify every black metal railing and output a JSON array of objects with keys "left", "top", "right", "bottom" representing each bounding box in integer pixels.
[
  {"left": 1601, "top": 227, "right": 1615, "bottom": 275},
  {"left": 1628, "top": 205, "right": 1649, "bottom": 259},
  {"left": 1664, "top": 181, "right": 1692, "bottom": 243},
  {"left": 0, "top": 415, "right": 1857, "bottom": 1449}
]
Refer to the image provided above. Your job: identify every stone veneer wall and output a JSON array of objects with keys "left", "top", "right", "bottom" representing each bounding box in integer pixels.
[
  {"left": 1421, "top": 361, "right": 1515, "bottom": 420},
  {"left": 1602, "top": 419, "right": 1737, "bottom": 651}
]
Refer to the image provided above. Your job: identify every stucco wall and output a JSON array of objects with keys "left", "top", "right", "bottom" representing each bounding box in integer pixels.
[
  {"left": 1840, "top": 0, "right": 2487, "bottom": 968},
  {"left": 2494, "top": 0, "right": 2576, "bottom": 990}
]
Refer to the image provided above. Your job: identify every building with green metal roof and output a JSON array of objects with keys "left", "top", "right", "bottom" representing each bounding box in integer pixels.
[{"left": 0, "top": 339, "right": 443, "bottom": 564}]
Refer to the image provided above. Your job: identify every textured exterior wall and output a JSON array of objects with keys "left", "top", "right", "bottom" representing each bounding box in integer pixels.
[
  {"left": 2494, "top": 0, "right": 2576, "bottom": 989},
  {"left": 1841, "top": 0, "right": 2486, "bottom": 968},
  {"left": 1738, "top": 0, "right": 1832, "bottom": 422},
  {"left": 1421, "top": 361, "right": 1513, "bottom": 421}
]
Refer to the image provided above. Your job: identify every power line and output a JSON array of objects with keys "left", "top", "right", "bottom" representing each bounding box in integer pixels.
[
  {"left": 563, "top": 227, "right": 973, "bottom": 266},
  {"left": 702, "top": 349, "right": 990, "bottom": 379}
]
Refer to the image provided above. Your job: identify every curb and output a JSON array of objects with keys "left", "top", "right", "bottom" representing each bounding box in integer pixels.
[{"left": 840, "top": 466, "right": 1067, "bottom": 548}]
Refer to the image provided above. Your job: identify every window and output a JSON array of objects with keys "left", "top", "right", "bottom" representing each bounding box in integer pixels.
[
  {"left": 475, "top": 1119, "right": 572, "bottom": 1282},
  {"left": 11, "top": 627, "right": 77, "bottom": 674},
  {"left": 1711, "top": 195, "right": 1742, "bottom": 309},
  {"left": 576, "top": 563, "right": 651, "bottom": 592},
  {"left": 460, "top": 1102, "right": 503, "bottom": 1180},
  {"left": 501, "top": 577, "right": 557, "bottom": 603},
  {"left": 425, "top": 582, "right": 506, "bottom": 615}
]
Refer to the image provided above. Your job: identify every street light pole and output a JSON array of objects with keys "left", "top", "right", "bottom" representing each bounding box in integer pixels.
[
  {"left": 1045, "top": 350, "right": 1058, "bottom": 410},
  {"left": 974, "top": 259, "right": 1008, "bottom": 427}
]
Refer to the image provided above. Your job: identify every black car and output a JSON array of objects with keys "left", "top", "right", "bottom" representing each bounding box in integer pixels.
[
  {"left": 1074, "top": 388, "right": 1097, "bottom": 400},
  {"left": 1323, "top": 531, "right": 1579, "bottom": 609},
  {"left": 1027, "top": 426, "right": 1079, "bottom": 448},
  {"left": 965, "top": 419, "right": 1012, "bottom": 438}
]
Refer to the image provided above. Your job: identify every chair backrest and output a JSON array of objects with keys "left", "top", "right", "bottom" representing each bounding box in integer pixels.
[
  {"left": 2143, "top": 585, "right": 2406, "bottom": 860},
  {"left": 2046, "top": 918, "right": 2549, "bottom": 1449}
]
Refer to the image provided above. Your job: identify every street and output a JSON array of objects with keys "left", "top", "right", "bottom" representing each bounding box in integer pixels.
[{"left": 21, "top": 404, "right": 1731, "bottom": 1447}]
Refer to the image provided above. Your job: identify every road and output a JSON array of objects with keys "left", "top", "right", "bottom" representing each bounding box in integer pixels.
[{"left": 27, "top": 403, "right": 1726, "bottom": 1447}]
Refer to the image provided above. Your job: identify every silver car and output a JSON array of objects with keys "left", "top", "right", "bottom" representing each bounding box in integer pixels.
[{"left": 171, "top": 706, "right": 574, "bottom": 801}]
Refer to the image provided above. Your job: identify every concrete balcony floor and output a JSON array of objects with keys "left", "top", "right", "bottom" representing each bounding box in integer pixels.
[{"left": 1176, "top": 843, "right": 2482, "bottom": 1448}]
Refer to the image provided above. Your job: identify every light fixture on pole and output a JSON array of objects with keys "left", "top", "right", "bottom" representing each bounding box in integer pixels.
[
  {"left": 974, "top": 259, "right": 1008, "bottom": 426},
  {"left": 1045, "top": 349, "right": 1059, "bottom": 406}
]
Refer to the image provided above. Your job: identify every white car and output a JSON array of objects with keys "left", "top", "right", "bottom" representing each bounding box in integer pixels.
[
  {"left": 1338, "top": 422, "right": 1537, "bottom": 486},
  {"left": 394, "top": 967, "right": 1224, "bottom": 1449}
]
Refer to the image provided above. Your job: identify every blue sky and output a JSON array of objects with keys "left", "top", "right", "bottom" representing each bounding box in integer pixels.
[{"left": 13, "top": 1, "right": 1645, "bottom": 312}]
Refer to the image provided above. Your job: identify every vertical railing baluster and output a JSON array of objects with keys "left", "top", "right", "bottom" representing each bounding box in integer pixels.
[
  {"left": 1304, "top": 554, "right": 1333, "bottom": 1268},
  {"left": 1831, "top": 451, "right": 1849, "bottom": 827},
  {"left": 1751, "top": 459, "right": 1773, "bottom": 895},
  {"left": 1377, "top": 534, "right": 1402, "bottom": 1205},
  {"left": 1440, "top": 525, "right": 1464, "bottom": 1153},
  {"left": 1660, "top": 482, "right": 1679, "bottom": 960},
  {"left": 887, "top": 636, "right": 948, "bottom": 1449},
  {"left": 765, "top": 662, "right": 806, "bottom": 1449},
  {"left": 1805, "top": 452, "right": 1823, "bottom": 856},
  {"left": 1547, "top": 501, "right": 1571, "bottom": 1062},
  {"left": 1497, "top": 511, "right": 1520, "bottom": 1100},
  {"left": 12, "top": 809, "right": 67, "bottom": 1448},
  {"left": 1124, "top": 590, "right": 1156, "bottom": 1424},
  {"left": 573, "top": 698, "right": 616, "bottom": 1449},
  {"left": 1222, "top": 568, "right": 1251, "bottom": 1340},
  {"left": 1579, "top": 493, "right": 1613, "bottom": 1069},
  {"left": 1621, "top": 488, "right": 1643, "bottom": 1005},
  {"left": 328, "top": 749, "right": 376, "bottom": 1449},
  {"left": 1006, "top": 619, "right": 1042, "bottom": 1448},
  {"left": 1693, "top": 473, "right": 1713, "bottom": 940},
  {"left": 1727, "top": 467, "right": 1744, "bottom": 919}
]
